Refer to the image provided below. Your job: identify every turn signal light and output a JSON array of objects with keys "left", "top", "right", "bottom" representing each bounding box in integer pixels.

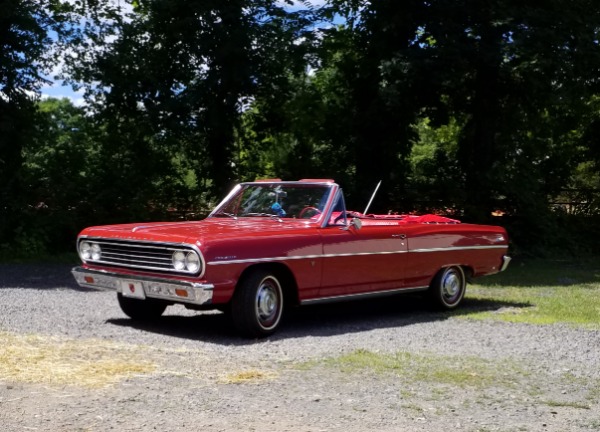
[{"left": 175, "top": 288, "right": 188, "bottom": 298}]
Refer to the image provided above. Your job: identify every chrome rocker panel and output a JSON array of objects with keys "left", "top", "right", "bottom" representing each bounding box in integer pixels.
[{"left": 72, "top": 267, "right": 214, "bottom": 306}]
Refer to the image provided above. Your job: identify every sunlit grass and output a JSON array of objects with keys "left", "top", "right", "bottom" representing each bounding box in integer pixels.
[
  {"left": 0, "top": 331, "right": 156, "bottom": 388},
  {"left": 309, "top": 349, "right": 523, "bottom": 389},
  {"left": 219, "top": 369, "right": 278, "bottom": 384},
  {"left": 299, "top": 348, "right": 600, "bottom": 412},
  {"left": 544, "top": 400, "right": 591, "bottom": 410},
  {"left": 464, "top": 258, "right": 600, "bottom": 327},
  {"left": 0, "top": 330, "right": 277, "bottom": 388}
]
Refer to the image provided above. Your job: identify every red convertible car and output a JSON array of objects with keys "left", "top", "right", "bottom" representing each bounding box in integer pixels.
[{"left": 72, "top": 179, "right": 510, "bottom": 337}]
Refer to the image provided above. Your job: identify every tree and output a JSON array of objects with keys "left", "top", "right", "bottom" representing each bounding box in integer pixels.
[
  {"left": 19, "top": 98, "right": 101, "bottom": 251},
  {"left": 409, "top": 0, "right": 600, "bottom": 222},
  {"left": 0, "top": 0, "right": 77, "bottom": 247},
  {"left": 69, "top": 0, "right": 313, "bottom": 202},
  {"left": 312, "top": 0, "right": 430, "bottom": 209}
]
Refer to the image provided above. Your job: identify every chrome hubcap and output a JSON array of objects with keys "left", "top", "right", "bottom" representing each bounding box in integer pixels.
[
  {"left": 442, "top": 270, "right": 461, "bottom": 300},
  {"left": 256, "top": 278, "right": 280, "bottom": 325}
]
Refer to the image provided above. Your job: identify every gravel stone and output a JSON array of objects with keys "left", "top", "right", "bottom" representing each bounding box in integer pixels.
[{"left": 1, "top": 263, "right": 599, "bottom": 431}]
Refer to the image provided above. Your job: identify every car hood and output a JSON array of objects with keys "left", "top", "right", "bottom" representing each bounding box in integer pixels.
[{"left": 79, "top": 218, "right": 314, "bottom": 246}]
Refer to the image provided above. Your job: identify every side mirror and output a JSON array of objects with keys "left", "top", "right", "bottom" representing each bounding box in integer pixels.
[{"left": 343, "top": 217, "right": 362, "bottom": 231}]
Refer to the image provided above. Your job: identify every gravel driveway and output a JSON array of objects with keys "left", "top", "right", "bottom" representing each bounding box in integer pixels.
[{"left": 1, "top": 263, "right": 599, "bottom": 431}]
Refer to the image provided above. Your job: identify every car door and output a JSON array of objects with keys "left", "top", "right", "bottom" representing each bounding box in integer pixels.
[{"left": 318, "top": 223, "right": 408, "bottom": 298}]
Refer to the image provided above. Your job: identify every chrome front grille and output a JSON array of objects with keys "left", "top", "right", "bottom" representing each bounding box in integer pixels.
[{"left": 78, "top": 238, "right": 202, "bottom": 275}]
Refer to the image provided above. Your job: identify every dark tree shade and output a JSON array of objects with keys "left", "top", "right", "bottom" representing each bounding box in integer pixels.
[
  {"left": 70, "top": 0, "right": 311, "bottom": 200},
  {"left": 0, "top": 0, "right": 66, "bottom": 243}
]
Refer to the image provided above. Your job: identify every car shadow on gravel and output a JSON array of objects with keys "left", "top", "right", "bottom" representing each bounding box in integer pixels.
[
  {"left": 106, "top": 294, "right": 530, "bottom": 344},
  {"left": 0, "top": 263, "right": 81, "bottom": 290}
]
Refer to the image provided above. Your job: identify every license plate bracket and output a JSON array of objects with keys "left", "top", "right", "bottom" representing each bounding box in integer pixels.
[{"left": 120, "top": 280, "right": 146, "bottom": 299}]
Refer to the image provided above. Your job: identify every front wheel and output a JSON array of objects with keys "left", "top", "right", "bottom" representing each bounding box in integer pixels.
[
  {"left": 117, "top": 293, "right": 168, "bottom": 320},
  {"left": 427, "top": 266, "right": 466, "bottom": 310},
  {"left": 231, "top": 269, "right": 284, "bottom": 338}
]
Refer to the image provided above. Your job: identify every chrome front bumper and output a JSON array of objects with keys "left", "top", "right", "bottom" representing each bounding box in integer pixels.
[{"left": 72, "top": 267, "right": 214, "bottom": 306}]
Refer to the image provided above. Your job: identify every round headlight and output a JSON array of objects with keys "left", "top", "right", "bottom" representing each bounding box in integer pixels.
[
  {"left": 91, "top": 243, "right": 102, "bottom": 261},
  {"left": 172, "top": 251, "right": 186, "bottom": 271},
  {"left": 185, "top": 252, "right": 200, "bottom": 273},
  {"left": 80, "top": 241, "right": 92, "bottom": 260}
]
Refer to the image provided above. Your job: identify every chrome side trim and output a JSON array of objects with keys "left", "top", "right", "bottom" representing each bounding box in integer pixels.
[
  {"left": 300, "top": 286, "right": 429, "bottom": 305},
  {"left": 207, "top": 245, "right": 507, "bottom": 266},
  {"left": 411, "top": 245, "right": 508, "bottom": 253},
  {"left": 208, "top": 250, "right": 409, "bottom": 266},
  {"left": 500, "top": 255, "right": 512, "bottom": 272},
  {"left": 71, "top": 267, "right": 214, "bottom": 306}
]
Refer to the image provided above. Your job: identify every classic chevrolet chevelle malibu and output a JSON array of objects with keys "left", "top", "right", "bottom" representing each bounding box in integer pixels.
[{"left": 72, "top": 179, "right": 510, "bottom": 337}]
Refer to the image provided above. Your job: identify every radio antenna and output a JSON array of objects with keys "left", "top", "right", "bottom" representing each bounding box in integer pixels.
[{"left": 363, "top": 180, "right": 382, "bottom": 214}]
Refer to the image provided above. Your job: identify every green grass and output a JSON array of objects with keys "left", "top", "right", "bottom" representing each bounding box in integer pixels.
[
  {"left": 310, "top": 349, "right": 523, "bottom": 390},
  {"left": 543, "top": 400, "right": 591, "bottom": 410},
  {"left": 296, "top": 262, "right": 600, "bottom": 415},
  {"left": 300, "top": 348, "right": 600, "bottom": 413},
  {"left": 463, "top": 258, "right": 600, "bottom": 327}
]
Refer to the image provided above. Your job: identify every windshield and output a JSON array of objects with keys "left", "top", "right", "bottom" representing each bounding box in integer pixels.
[{"left": 211, "top": 183, "right": 333, "bottom": 220}]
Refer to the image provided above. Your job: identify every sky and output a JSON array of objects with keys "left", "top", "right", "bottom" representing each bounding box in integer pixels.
[
  {"left": 40, "top": 0, "right": 330, "bottom": 106},
  {"left": 41, "top": 77, "right": 86, "bottom": 107}
]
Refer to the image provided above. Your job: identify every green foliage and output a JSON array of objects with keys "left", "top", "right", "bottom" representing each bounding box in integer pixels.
[
  {"left": 15, "top": 98, "right": 102, "bottom": 252},
  {"left": 467, "top": 258, "right": 600, "bottom": 328},
  {"left": 0, "top": 0, "right": 84, "bottom": 252},
  {"left": 408, "top": 117, "right": 464, "bottom": 212},
  {"left": 2, "top": 0, "right": 600, "bottom": 257},
  {"left": 67, "top": 0, "right": 313, "bottom": 198},
  {"left": 236, "top": 69, "right": 358, "bottom": 189},
  {"left": 308, "top": 348, "right": 524, "bottom": 390}
]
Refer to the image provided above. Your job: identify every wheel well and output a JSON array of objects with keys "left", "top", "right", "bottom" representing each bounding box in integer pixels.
[
  {"left": 236, "top": 263, "right": 300, "bottom": 306},
  {"left": 429, "top": 265, "right": 473, "bottom": 287},
  {"left": 461, "top": 265, "right": 474, "bottom": 282}
]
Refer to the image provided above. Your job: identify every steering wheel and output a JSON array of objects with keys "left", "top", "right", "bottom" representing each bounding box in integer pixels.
[{"left": 299, "top": 206, "right": 321, "bottom": 219}]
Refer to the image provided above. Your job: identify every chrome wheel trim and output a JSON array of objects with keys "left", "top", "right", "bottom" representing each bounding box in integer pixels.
[
  {"left": 255, "top": 276, "right": 282, "bottom": 330},
  {"left": 442, "top": 270, "right": 459, "bottom": 297},
  {"left": 441, "top": 267, "right": 464, "bottom": 305}
]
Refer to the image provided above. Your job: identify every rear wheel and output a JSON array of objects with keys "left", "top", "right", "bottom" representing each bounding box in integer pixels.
[
  {"left": 117, "top": 293, "right": 167, "bottom": 320},
  {"left": 427, "top": 266, "right": 466, "bottom": 310},
  {"left": 231, "top": 269, "right": 284, "bottom": 338}
]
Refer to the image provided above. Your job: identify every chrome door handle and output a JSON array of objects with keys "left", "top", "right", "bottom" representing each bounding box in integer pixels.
[{"left": 392, "top": 234, "right": 406, "bottom": 239}]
